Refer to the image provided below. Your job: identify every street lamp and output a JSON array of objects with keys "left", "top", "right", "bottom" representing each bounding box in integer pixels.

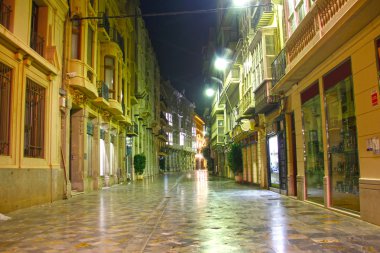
[
  {"left": 214, "top": 56, "right": 229, "bottom": 71},
  {"left": 233, "top": 0, "right": 250, "bottom": 7},
  {"left": 205, "top": 87, "right": 216, "bottom": 97}
]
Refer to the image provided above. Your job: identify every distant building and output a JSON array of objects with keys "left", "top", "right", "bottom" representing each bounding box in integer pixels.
[
  {"left": 160, "top": 80, "right": 196, "bottom": 171},
  {"left": 194, "top": 114, "right": 206, "bottom": 170}
]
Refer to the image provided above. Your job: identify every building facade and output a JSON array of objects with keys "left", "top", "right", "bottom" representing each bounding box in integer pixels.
[
  {"left": 0, "top": 0, "right": 169, "bottom": 213},
  {"left": 160, "top": 80, "right": 196, "bottom": 172},
  {"left": 270, "top": 0, "right": 380, "bottom": 225},
  {"left": 0, "top": 0, "right": 68, "bottom": 212},
  {"left": 208, "top": 0, "right": 380, "bottom": 226}
]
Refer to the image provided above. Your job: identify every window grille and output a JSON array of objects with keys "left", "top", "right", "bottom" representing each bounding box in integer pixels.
[
  {"left": 24, "top": 78, "right": 45, "bottom": 158},
  {"left": 0, "top": 62, "right": 12, "bottom": 155}
]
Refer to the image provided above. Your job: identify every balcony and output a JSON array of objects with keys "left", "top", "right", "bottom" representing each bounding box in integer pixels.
[
  {"left": 255, "top": 80, "right": 278, "bottom": 114},
  {"left": 239, "top": 87, "right": 255, "bottom": 116},
  {"left": 158, "top": 147, "right": 168, "bottom": 156},
  {"left": 211, "top": 103, "right": 225, "bottom": 117},
  {"left": 107, "top": 99, "right": 123, "bottom": 116},
  {"left": 273, "top": 0, "right": 379, "bottom": 93},
  {"left": 68, "top": 60, "right": 98, "bottom": 99},
  {"left": 160, "top": 112, "right": 169, "bottom": 126},
  {"left": 0, "top": 2, "right": 11, "bottom": 30},
  {"left": 158, "top": 129, "right": 168, "bottom": 142},
  {"left": 251, "top": 3, "right": 273, "bottom": 31},
  {"left": 211, "top": 125, "right": 225, "bottom": 147},
  {"left": 224, "top": 66, "right": 240, "bottom": 89},
  {"left": 126, "top": 122, "right": 138, "bottom": 137},
  {"left": 271, "top": 48, "right": 286, "bottom": 87},
  {"left": 92, "top": 81, "right": 110, "bottom": 108}
]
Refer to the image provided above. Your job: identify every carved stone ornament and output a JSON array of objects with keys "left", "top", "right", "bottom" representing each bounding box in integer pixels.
[{"left": 71, "top": 88, "right": 88, "bottom": 106}]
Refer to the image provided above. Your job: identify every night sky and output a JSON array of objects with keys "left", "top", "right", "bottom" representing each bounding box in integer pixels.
[{"left": 140, "top": 0, "right": 217, "bottom": 115}]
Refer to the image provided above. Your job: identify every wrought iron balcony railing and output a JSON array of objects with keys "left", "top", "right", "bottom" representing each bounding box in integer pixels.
[
  {"left": 251, "top": 2, "right": 273, "bottom": 30},
  {"left": 97, "top": 81, "right": 109, "bottom": 101},
  {"left": 126, "top": 122, "right": 138, "bottom": 137},
  {"left": 30, "top": 32, "right": 44, "bottom": 56},
  {"left": 271, "top": 48, "right": 286, "bottom": 87}
]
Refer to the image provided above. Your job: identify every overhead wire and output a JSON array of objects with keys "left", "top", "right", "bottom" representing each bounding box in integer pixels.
[{"left": 71, "top": 3, "right": 269, "bottom": 20}]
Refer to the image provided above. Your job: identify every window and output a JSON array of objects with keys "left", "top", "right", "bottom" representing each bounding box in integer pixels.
[
  {"left": 0, "top": 0, "right": 12, "bottom": 30},
  {"left": 71, "top": 17, "right": 81, "bottom": 59},
  {"left": 0, "top": 62, "right": 12, "bottom": 155},
  {"left": 296, "top": 1, "right": 306, "bottom": 22},
  {"left": 217, "top": 120, "right": 224, "bottom": 143},
  {"left": 180, "top": 132, "right": 185, "bottom": 146},
  {"left": 265, "top": 35, "right": 275, "bottom": 55},
  {"left": 105, "top": 56, "right": 115, "bottom": 99},
  {"left": 167, "top": 132, "right": 173, "bottom": 145},
  {"left": 166, "top": 112, "right": 173, "bottom": 126},
  {"left": 87, "top": 26, "right": 94, "bottom": 67},
  {"left": 24, "top": 78, "right": 45, "bottom": 158},
  {"left": 30, "top": 1, "right": 45, "bottom": 56}
]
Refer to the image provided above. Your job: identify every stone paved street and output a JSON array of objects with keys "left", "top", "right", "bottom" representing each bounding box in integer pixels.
[{"left": 1, "top": 171, "right": 380, "bottom": 253}]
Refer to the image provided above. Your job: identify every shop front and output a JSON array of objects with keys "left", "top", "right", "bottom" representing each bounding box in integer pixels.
[
  {"left": 266, "top": 116, "right": 287, "bottom": 194},
  {"left": 324, "top": 59, "right": 360, "bottom": 213},
  {"left": 301, "top": 82, "right": 325, "bottom": 205}
]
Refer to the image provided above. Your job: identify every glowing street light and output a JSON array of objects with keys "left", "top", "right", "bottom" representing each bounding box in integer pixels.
[
  {"left": 205, "top": 87, "right": 216, "bottom": 97},
  {"left": 233, "top": 0, "right": 250, "bottom": 7},
  {"left": 214, "top": 57, "right": 229, "bottom": 71}
]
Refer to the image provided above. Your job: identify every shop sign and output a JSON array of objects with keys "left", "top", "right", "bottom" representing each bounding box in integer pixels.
[{"left": 371, "top": 90, "right": 378, "bottom": 107}]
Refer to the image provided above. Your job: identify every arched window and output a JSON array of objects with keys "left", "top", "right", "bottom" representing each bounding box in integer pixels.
[{"left": 71, "top": 16, "right": 81, "bottom": 59}]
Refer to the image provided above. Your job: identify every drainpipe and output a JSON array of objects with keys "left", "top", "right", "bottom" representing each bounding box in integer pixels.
[{"left": 59, "top": 0, "right": 71, "bottom": 199}]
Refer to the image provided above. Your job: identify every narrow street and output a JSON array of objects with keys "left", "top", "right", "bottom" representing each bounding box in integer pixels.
[{"left": 1, "top": 171, "right": 380, "bottom": 253}]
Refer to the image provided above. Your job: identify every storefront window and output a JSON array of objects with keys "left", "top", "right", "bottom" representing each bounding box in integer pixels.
[
  {"left": 324, "top": 60, "right": 359, "bottom": 213},
  {"left": 301, "top": 83, "right": 324, "bottom": 204},
  {"left": 268, "top": 135, "right": 280, "bottom": 187}
]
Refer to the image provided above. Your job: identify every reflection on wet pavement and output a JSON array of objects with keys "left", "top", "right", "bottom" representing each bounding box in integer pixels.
[{"left": 1, "top": 171, "right": 380, "bottom": 252}]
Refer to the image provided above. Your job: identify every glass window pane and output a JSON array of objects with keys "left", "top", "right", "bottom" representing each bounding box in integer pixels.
[
  {"left": 302, "top": 92, "right": 324, "bottom": 204},
  {"left": 325, "top": 75, "right": 359, "bottom": 213},
  {"left": 87, "top": 27, "right": 93, "bottom": 66},
  {"left": 268, "top": 135, "right": 279, "bottom": 187}
]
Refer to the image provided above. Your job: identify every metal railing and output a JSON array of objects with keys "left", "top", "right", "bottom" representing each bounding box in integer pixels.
[
  {"left": 271, "top": 48, "right": 286, "bottom": 87},
  {"left": 251, "top": 3, "right": 273, "bottom": 30},
  {"left": 30, "top": 32, "right": 44, "bottom": 56},
  {"left": 97, "top": 81, "right": 109, "bottom": 100},
  {"left": 126, "top": 122, "right": 138, "bottom": 137}
]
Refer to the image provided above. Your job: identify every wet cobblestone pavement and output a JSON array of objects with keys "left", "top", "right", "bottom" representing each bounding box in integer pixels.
[{"left": 1, "top": 171, "right": 380, "bottom": 252}]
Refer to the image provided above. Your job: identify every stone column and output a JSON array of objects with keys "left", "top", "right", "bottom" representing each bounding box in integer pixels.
[
  {"left": 70, "top": 109, "right": 85, "bottom": 192},
  {"left": 104, "top": 123, "right": 110, "bottom": 187},
  {"left": 119, "top": 130, "right": 126, "bottom": 182},
  {"left": 93, "top": 120, "right": 101, "bottom": 190}
]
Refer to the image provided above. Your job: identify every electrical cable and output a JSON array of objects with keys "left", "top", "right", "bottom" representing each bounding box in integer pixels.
[{"left": 71, "top": 3, "right": 270, "bottom": 20}]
